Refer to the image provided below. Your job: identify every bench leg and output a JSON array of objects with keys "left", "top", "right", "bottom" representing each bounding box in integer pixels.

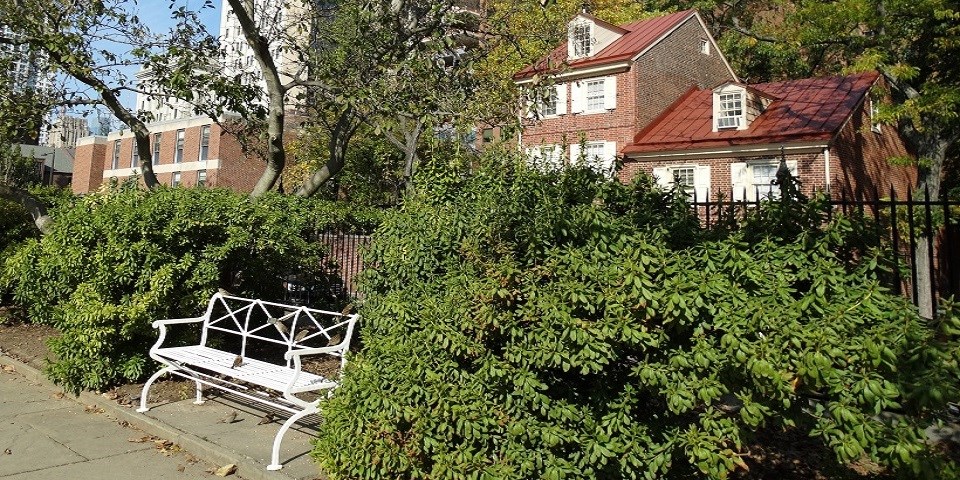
[
  {"left": 136, "top": 366, "right": 175, "bottom": 413},
  {"left": 194, "top": 381, "right": 205, "bottom": 405},
  {"left": 266, "top": 406, "right": 318, "bottom": 471}
]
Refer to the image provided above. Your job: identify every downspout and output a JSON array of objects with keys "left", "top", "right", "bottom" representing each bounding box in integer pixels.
[{"left": 823, "top": 147, "right": 831, "bottom": 195}]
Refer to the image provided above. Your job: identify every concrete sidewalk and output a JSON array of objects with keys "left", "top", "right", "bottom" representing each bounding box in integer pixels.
[{"left": 0, "top": 354, "right": 323, "bottom": 480}]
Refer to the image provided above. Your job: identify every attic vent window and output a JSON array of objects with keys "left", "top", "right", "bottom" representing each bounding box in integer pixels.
[
  {"left": 572, "top": 22, "right": 592, "bottom": 57},
  {"left": 717, "top": 92, "right": 743, "bottom": 129},
  {"left": 699, "top": 38, "right": 710, "bottom": 55}
]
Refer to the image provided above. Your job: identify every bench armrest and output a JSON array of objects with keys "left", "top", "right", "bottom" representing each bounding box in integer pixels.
[
  {"left": 284, "top": 343, "right": 345, "bottom": 360},
  {"left": 152, "top": 317, "right": 205, "bottom": 328}
]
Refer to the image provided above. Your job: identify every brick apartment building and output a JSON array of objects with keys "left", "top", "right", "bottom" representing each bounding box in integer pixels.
[
  {"left": 516, "top": 10, "right": 915, "bottom": 199},
  {"left": 514, "top": 10, "right": 736, "bottom": 173},
  {"left": 73, "top": 116, "right": 265, "bottom": 194}
]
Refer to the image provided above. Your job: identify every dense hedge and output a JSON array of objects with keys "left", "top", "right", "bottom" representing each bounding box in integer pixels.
[
  {"left": 1, "top": 185, "right": 382, "bottom": 392},
  {"left": 313, "top": 155, "right": 960, "bottom": 479}
]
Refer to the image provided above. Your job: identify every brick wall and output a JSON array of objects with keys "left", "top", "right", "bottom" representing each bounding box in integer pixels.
[
  {"left": 521, "top": 68, "right": 638, "bottom": 156},
  {"left": 634, "top": 17, "right": 735, "bottom": 130},
  {"left": 72, "top": 117, "right": 267, "bottom": 193},
  {"left": 831, "top": 94, "right": 916, "bottom": 199},
  {"left": 520, "top": 16, "right": 735, "bottom": 158},
  {"left": 73, "top": 138, "right": 106, "bottom": 194},
  {"left": 622, "top": 151, "right": 827, "bottom": 198},
  {"left": 619, "top": 99, "right": 917, "bottom": 201}
]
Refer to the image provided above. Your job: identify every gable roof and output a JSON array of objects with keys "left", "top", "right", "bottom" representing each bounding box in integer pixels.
[
  {"left": 622, "top": 71, "right": 881, "bottom": 155},
  {"left": 514, "top": 10, "right": 699, "bottom": 80}
]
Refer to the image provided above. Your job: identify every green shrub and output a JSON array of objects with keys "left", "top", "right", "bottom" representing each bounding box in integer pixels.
[
  {"left": 0, "top": 185, "right": 378, "bottom": 392},
  {"left": 313, "top": 153, "right": 960, "bottom": 479}
]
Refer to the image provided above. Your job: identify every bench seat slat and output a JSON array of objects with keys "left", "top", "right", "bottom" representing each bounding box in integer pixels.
[{"left": 155, "top": 346, "right": 335, "bottom": 392}]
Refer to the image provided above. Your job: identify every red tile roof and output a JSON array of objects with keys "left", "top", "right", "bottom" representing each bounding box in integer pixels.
[
  {"left": 514, "top": 10, "right": 698, "bottom": 80},
  {"left": 622, "top": 71, "right": 880, "bottom": 154}
]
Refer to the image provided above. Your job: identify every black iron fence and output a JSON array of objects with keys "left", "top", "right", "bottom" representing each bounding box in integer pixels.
[
  {"left": 317, "top": 231, "right": 371, "bottom": 300},
  {"left": 689, "top": 187, "right": 960, "bottom": 318}
]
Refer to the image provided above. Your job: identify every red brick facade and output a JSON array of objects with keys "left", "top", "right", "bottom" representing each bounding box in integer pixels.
[
  {"left": 73, "top": 116, "right": 265, "bottom": 194},
  {"left": 519, "top": 14, "right": 735, "bottom": 167},
  {"left": 621, "top": 97, "right": 916, "bottom": 200}
]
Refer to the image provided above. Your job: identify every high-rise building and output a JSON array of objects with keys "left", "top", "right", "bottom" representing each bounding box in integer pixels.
[
  {"left": 1, "top": 24, "right": 52, "bottom": 144},
  {"left": 0, "top": 25, "right": 47, "bottom": 92},
  {"left": 44, "top": 115, "right": 91, "bottom": 149}
]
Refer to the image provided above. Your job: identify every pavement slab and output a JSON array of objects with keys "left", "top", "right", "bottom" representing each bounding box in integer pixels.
[{"left": 0, "top": 353, "right": 325, "bottom": 480}]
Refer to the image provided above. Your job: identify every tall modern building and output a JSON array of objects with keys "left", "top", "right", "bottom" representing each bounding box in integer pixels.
[
  {"left": 1, "top": 24, "right": 52, "bottom": 144},
  {"left": 0, "top": 25, "right": 47, "bottom": 92},
  {"left": 44, "top": 114, "right": 91, "bottom": 149}
]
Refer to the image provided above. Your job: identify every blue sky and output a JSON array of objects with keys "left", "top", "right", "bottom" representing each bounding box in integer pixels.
[{"left": 114, "top": 0, "right": 222, "bottom": 111}]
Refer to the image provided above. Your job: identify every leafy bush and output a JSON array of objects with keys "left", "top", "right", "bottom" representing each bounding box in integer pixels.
[
  {"left": 313, "top": 154, "right": 960, "bottom": 479},
  {"left": 0, "top": 185, "right": 380, "bottom": 392}
]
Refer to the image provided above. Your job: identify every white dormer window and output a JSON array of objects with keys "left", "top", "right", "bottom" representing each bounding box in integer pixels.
[
  {"left": 717, "top": 92, "right": 743, "bottom": 128},
  {"left": 699, "top": 38, "right": 710, "bottom": 55},
  {"left": 571, "top": 22, "right": 592, "bottom": 58}
]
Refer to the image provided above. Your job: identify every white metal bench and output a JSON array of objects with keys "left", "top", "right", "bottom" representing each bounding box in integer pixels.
[{"left": 136, "top": 292, "right": 359, "bottom": 470}]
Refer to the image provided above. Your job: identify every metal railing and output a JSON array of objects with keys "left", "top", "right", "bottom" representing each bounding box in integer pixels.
[{"left": 688, "top": 187, "right": 959, "bottom": 317}]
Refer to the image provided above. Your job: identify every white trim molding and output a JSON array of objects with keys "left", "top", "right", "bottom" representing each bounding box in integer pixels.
[{"left": 104, "top": 159, "right": 220, "bottom": 178}]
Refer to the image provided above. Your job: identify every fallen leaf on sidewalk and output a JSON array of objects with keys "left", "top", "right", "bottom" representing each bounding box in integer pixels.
[
  {"left": 177, "top": 465, "right": 185, "bottom": 473},
  {"left": 51, "top": 392, "right": 64, "bottom": 399},
  {"left": 4, "top": 448, "right": 11, "bottom": 455},
  {"left": 83, "top": 404, "right": 104, "bottom": 414},
  {"left": 153, "top": 439, "right": 173, "bottom": 449},
  {"left": 1, "top": 364, "right": 14, "bottom": 373},
  {"left": 102, "top": 390, "right": 119, "bottom": 400},
  {"left": 214, "top": 464, "right": 237, "bottom": 477},
  {"left": 128, "top": 435, "right": 156, "bottom": 443}
]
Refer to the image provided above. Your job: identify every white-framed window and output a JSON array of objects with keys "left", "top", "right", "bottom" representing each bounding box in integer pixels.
[
  {"left": 699, "top": 38, "right": 710, "bottom": 55},
  {"left": 175, "top": 129, "right": 185, "bottom": 163},
  {"left": 152, "top": 133, "right": 162, "bottom": 164},
  {"left": 197, "top": 170, "right": 207, "bottom": 187},
  {"left": 585, "top": 80, "right": 605, "bottom": 111},
  {"left": 530, "top": 84, "right": 566, "bottom": 118},
  {"left": 525, "top": 144, "right": 564, "bottom": 168},
  {"left": 171, "top": 171, "right": 181, "bottom": 187},
  {"left": 717, "top": 92, "right": 743, "bottom": 129},
  {"left": 570, "top": 140, "right": 617, "bottom": 173},
  {"left": 731, "top": 160, "right": 799, "bottom": 201},
  {"left": 112, "top": 140, "right": 121, "bottom": 169},
  {"left": 571, "top": 76, "right": 616, "bottom": 114},
  {"left": 541, "top": 89, "right": 558, "bottom": 116},
  {"left": 653, "top": 165, "right": 711, "bottom": 201},
  {"left": 571, "top": 22, "right": 592, "bottom": 58},
  {"left": 200, "top": 125, "right": 211, "bottom": 161},
  {"left": 131, "top": 141, "right": 139, "bottom": 168}
]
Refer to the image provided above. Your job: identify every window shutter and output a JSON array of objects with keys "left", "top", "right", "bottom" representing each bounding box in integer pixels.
[
  {"left": 555, "top": 84, "right": 567, "bottom": 115},
  {"left": 570, "top": 144, "right": 582, "bottom": 164},
  {"left": 604, "top": 76, "right": 617, "bottom": 110},
  {"left": 652, "top": 167, "right": 671, "bottom": 190},
  {"left": 599, "top": 141, "right": 616, "bottom": 172},
  {"left": 694, "top": 165, "right": 711, "bottom": 201},
  {"left": 731, "top": 162, "right": 747, "bottom": 201},
  {"left": 570, "top": 82, "right": 583, "bottom": 114}
]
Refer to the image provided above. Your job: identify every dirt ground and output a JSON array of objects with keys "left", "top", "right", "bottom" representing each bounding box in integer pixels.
[{"left": 0, "top": 313, "right": 928, "bottom": 479}]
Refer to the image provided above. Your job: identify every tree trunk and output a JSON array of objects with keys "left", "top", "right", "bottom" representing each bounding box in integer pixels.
[
  {"left": 0, "top": 185, "right": 53, "bottom": 234},
  {"left": 909, "top": 136, "right": 949, "bottom": 318},
  {"left": 226, "top": 0, "right": 288, "bottom": 198},
  {"left": 298, "top": 110, "right": 358, "bottom": 197}
]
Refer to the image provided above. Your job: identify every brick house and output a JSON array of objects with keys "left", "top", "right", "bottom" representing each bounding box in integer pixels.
[
  {"left": 516, "top": 11, "right": 915, "bottom": 200},
  {"left": 73, "top": 115, "right": 265, "bottom": 194},
  {"left": 620, "top": 71, "right": 916, "bottom": 200},
  {"left": 514, "top": 9, "right": 737, "bottom": 172}
]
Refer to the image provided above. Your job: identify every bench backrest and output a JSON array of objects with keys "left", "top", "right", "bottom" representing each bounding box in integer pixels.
[{"left": 199, "top": 293, "right": 358, "bottom": 369}]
